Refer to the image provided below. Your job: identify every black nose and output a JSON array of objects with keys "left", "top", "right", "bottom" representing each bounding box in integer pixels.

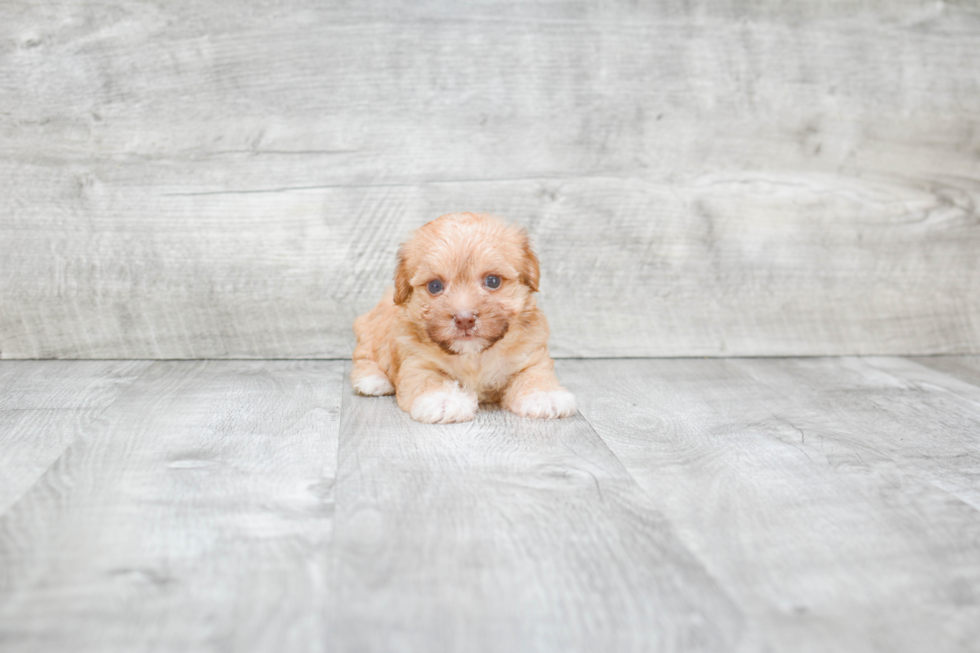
[{"left": 454, "top": 311, "right": 476, "bottom": 330}]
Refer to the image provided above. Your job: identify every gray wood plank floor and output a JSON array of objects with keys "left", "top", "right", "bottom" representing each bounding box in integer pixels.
[{"left": 1, "top": 357, "right": 979, "bottom": 652}]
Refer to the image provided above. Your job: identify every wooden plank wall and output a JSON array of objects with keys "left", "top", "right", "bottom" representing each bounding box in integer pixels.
[{"left": 2, "top": 0, "right": 979, "bottom": 359}]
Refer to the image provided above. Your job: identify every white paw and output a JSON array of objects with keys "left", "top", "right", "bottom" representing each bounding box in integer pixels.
[
  {"left": 410, "top": 383, "right": 478, "bottom": 424},
  {"left": 353, "top": 374, "right": 394, "bottom": 396},
  {"left": 513, "top": 390, "right": 577, "bottom": 419}
]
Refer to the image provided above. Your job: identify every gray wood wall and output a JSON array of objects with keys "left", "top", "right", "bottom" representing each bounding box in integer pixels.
[{"left": 2, "top": 0, "right": 979, "bottom": 359}]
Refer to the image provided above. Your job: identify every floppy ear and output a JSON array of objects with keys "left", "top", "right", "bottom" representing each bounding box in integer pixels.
[
  {"left": 520, "top": 234, "right": 540, "bottom": 292},
  {"left": 393, "top": 247, "right": 413, "bottom": 304}
]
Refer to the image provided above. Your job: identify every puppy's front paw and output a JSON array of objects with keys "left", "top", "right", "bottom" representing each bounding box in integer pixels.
[
  {"left": 512, "top": 390, "right": 577, "bottom": 419},
  {"left": 410, "top": 383, "right": 478, "bottom": 424},
  {"left": 353, "top": 374, "right": 395, "bottom": 396}
]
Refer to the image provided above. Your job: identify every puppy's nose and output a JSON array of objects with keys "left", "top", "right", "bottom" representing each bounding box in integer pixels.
[{"left": 454, "top": 311, "right": 476, "bottom": 331}]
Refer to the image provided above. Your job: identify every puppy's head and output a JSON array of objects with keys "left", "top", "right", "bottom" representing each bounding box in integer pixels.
[{"left": 393, "top": 212, "right": 540, "bottom": 355}]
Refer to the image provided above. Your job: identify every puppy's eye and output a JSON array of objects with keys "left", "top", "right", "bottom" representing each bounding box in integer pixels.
[
  {"left": 427, "top": 279, "right": 444, "bottom": 295},
  {"left": 484, "top": 275, "right": 501, "bottom": 290}
]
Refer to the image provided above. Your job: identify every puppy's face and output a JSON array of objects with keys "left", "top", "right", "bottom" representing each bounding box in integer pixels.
[{"left": 394, "top": 213, "right": 540, "bottom": 355}]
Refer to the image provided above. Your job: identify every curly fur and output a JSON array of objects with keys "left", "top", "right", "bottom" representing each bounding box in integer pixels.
[{"left": 351, "top": 212, "right": 576, "bottom": 423}]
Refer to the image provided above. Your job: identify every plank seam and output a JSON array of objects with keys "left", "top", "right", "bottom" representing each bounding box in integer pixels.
[
  {"left": 0, "top": 362, "right": 155, "bottom": 519},
  {"left": 740, "top": 357, "right": 980, "bottom": 517}
]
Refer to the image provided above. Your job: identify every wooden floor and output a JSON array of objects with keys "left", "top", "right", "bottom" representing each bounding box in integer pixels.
[{"left": 1, "top": 357, "right": 979, "bottom": 652}]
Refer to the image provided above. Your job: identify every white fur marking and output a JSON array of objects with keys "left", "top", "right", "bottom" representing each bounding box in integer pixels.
[
  {"left": 411, "top": 382, "right": 478, "bottom": 424},
  {"left": 514, "top": 390, "right": 577, "bottom": 419},
  {"left": 449, "top": 338, "right": 487, "bottom": 356},
  {"left": 354, "top": 374, "right": 394, "bottom": 396}
]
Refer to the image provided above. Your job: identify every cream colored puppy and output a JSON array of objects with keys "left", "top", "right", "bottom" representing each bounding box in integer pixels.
[{"left": 351, "top": 212, "right": 576, "bottom": 424}]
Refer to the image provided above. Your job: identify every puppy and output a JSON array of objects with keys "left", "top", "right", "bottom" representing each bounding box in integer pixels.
[{"left": 351, "top": 212, "right": 576, "bottom": 424}]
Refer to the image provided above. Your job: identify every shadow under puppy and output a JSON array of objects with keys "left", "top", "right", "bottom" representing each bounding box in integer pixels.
[{"left": 352, "top": 212, "right": 576, "bottom": 423}]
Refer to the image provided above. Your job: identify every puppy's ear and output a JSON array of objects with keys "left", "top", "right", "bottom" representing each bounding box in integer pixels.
[
  {"left": 393, "top": 246, "right": 413, "bottom": 304},
  {"left": 520, "top": 234, "right": 540, "bottom": 292}
]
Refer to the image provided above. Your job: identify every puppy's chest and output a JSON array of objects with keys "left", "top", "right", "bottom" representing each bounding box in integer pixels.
[{"left": 444, "top": 349, "right": 526, "bottom": 400}]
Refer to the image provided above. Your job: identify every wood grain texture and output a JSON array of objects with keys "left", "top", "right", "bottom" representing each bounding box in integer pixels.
[
  {"left": 910, "top": 355, "right": 980, "bottom": 389},
  {"left": 559, "top": 357, "right": 980, "bottom": 653},
  {"left": 0, "top": 360, "right": 344, "bottom": 652},
  {"left": 2, "top": 357, "right": 980, "bottom": 650},
  {"left": 0, "top": 360, "right": 150, "bottom": 513},
  {"left": 330, "top": 370, "right": 750, "bottom": 653},
  {"left": 727, "top": 356, "right": 980, "bottom": 511},
  {"left": 2, "top": 0, "right": 979, "bottom": 358}
]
